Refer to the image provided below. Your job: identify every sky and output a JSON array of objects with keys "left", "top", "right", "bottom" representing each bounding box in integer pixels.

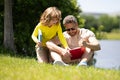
[{"left": 77, "top": 0, "right": 120, "bottom": 14}]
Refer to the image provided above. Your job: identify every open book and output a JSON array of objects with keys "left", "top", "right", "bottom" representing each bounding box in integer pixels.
[{"left": 69, "top": 47, "right": 85, "bottom": 60}]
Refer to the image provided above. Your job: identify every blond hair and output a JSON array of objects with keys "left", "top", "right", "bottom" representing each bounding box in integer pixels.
[{"left": 40, "top": 7, "right": 61, "bottom": 26}]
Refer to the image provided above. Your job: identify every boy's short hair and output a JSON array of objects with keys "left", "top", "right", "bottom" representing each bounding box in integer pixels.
[{"left": 63, "top": 15, "right": 77, "bottom": 25}]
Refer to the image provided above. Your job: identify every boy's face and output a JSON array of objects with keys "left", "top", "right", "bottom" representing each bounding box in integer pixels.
[
  {"left": 49, "top": 18, "right": 59, "bottom": 26},
  {"left": 64, "top": 23, "right": 78, "bottom": 36}
]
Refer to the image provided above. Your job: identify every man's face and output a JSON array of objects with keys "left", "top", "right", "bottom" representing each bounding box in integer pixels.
[{"left": 64, "top": 23, "right": 78, "bottom": 36}]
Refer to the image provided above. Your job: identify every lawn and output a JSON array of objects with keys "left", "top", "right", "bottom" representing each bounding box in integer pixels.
[
  {"left": 103, "top": 29, "right": 120, "bottom": 40},
  {"left": 106, "top": 32, "right": 120, "bottom": 40},
  {"left": 0, "top": 54, "right": 120, "bottom": 80}
]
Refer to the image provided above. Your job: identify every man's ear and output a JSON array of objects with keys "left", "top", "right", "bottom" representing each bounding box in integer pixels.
[
  {"left": 64, "top": 24, "right": 67, "bottom": 28},
  {"left": 75, "top": 23, "right": 78, "bottom": 27}
]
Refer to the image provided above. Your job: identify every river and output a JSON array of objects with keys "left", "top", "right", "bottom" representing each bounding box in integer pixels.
[{"left": 94, "top": 40, "right": 120, "bottom": 70}]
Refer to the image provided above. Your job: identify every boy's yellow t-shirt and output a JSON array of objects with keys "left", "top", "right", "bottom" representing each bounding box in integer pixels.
[{"left": 32, "top": 22, "right": 68, "bottom": 48}]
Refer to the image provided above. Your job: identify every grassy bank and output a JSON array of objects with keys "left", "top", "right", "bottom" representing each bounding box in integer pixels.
[
  {"left": 103, "top": 30, "right": 120, "bottom": 40},
  {"left": 105, "top": 32, "right": 120, "bottom": 40},
  {"left": 0, "top": 54, "right": 120, "bottom": 80}
]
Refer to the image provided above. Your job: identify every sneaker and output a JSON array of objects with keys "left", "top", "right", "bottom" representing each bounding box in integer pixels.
[
  {"left": 53, "top": 61, "right": 69, "bottom": 66},
  {"left": 77, "top": 61, "right": 87, "bottom": 67}
]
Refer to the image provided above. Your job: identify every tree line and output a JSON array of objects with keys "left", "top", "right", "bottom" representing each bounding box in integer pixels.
[
  {"left": 81, "top": 14, "right": 120, "bottom": 32},
  {"left": 80, "top": 14, "right": 120, "bottom": 39}
]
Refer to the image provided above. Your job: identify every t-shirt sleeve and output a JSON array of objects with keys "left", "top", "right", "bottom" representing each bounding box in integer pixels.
[
  {"left": 57, "top": 24, "right": 68, "bottom": 48},
  {"left": 80, "top": 28, "right": 96, "bottom": 43},
  {"left": 81, "top": 28, "right": 95, "bottom": 38},
  {"left": 31, "top": 23, "right": 41, "bottom": 43},
  {"left": 32, "top": 24, "right": 40, "bottom": 37}
]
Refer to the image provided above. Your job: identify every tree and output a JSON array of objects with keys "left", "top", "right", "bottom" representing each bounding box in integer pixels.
[
  {"left": 98, "top": 14, "right": 120, "bottom": 32},
  {"left": 1, "top": 0, "right": 81, "bottom": 55},
  {"left": 4, "top": 0, "right": 16, "bottom": 52},
  {"left": 80, "top": 15, "right": 99, "bottom": 29}
]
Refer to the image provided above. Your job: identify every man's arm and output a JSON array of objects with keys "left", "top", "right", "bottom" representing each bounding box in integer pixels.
[{"left": 82, "top": 37, "right": 101, "bottom": 51}]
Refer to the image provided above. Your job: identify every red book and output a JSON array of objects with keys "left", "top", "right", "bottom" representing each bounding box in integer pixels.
[{"left": 69, "top": 47, "right": 85, "bottom": 60}]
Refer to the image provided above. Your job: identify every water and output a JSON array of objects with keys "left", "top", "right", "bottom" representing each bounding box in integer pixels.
[{"left": 94, "top": 40, "right": 120, "bottom": 70}]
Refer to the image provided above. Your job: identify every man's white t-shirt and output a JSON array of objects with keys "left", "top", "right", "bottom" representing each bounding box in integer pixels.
[{"left": 63, "top": 28, "right": 96, "bottom": 49}]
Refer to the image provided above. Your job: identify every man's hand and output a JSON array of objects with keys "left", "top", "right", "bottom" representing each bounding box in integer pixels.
[
  {"left": 82, "top": 41, "right": 88, "bottom": 47},
  {"left": 82, "top": 37, "right": 89, "bottom": 47}
]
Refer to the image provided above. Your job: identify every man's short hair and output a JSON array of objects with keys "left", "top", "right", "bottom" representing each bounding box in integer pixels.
[{"left": 63, "top": 15, "right": 77, "bottom": 25}]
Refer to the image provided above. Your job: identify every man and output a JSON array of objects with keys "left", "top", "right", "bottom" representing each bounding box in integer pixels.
[{"left": 46, "top": 15, "right": 101, "bottom": 66}]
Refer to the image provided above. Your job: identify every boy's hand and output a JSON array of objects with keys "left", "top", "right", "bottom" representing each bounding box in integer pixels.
[
  {"left": 37, "top": 42, "right": 42, "bottom": 47},
  {"left": 61, "top": 49, "right": 71, "bottom": 62}
]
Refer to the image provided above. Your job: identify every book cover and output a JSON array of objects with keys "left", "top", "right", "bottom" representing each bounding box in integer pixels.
[{"left": 69, "top": 47, "right": 85, "bottom": 60}]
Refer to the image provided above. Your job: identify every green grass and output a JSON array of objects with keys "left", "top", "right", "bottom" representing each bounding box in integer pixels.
[
  {"left": 103, "top": 29, "right": 120, "bottom": 40},
  {"left": 0, "top": 54, "right": 120, "bottom": 80},
  {"left": 105, "top": 32, "right": 120, "bottom": 40}
]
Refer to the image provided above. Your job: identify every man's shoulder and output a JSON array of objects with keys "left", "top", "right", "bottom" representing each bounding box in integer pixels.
[
  {"left": 63, "top": 31, "right": 67, "bottom": 34},
  {"left": 63, "top": 31, "right": 68, "bottom": 35},
  {"left": 63, "top": 31, "right": 70, "bottom": 38},
  {"left": 80, "top": 28, "right": 89, "bottom": 31},
  {"left": 79, "top": 28, "right": 95, "bottom": 37},
  {"left": 80, "top": 28, "right": 93, "bottom": 33}
]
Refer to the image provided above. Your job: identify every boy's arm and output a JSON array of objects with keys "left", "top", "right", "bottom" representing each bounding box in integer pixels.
[{"left": 57, "top": 24, "right": 68, "bottom": 49}]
